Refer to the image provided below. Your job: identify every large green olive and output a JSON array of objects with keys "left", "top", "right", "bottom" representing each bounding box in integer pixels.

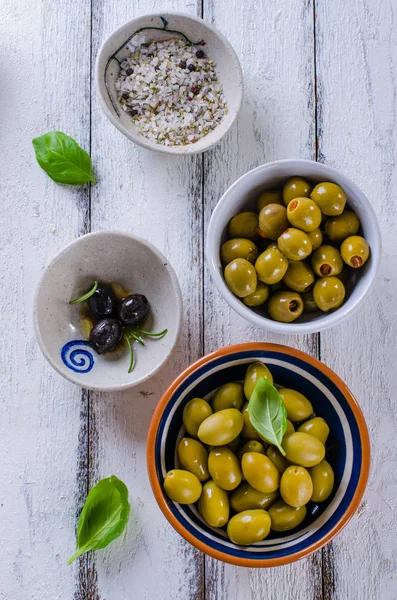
[
  {"left": 238, "top": 440, "right": 265, "bottom": 459},
  {"left": 198, "top": 480, "right": 230, "bottom": 527},
  {"left": 283, "top": 432, "right": 325, "bottom": 467},
  {"left": 227, "top": 509, "right": 271, "bottom": 545},
  {"left": 324, "top": 211, "right": 360, "bottom": 243},
  {"left": 221, "top": 238, "right": 259, "bottom": 265},
  {"left": 280, "top": 465, "right": 313, "bottom": 507},
  {"left": 183, "top": 398, "right": 213, "bottom": 438},
  {"left": 311, "top": 245, "right": 343, "bottom": 277},
  {"left": 267, "top": 445, "right": 290, "bottom": 474},
  {"left": 268, "top": 500, "right": 307, "bottom": 531},
  {"left": 340, "top": 235, "right": 370, "bottom": 268},
  {"left": 241, "top": 452, "right": 280, "bottom": 493},
  {"left": 311, "top": 182, "right": 347, "bottom": 216},
  {"left": 255, "top": 248, "right": 289, "bottom": 285},
  {"left": 228, "top": 212, "right": 259, "bottom": 241},
  {"left": 313, "top": 277, "right": 345, "bottom": 311},
  {"left": 231, "top": 483, "right": 279, "bottom": 512},
  {"left": 287, "top": 197, "right": 322, "bottom": 232},
  {"left": 241, "top": 401, "right": 260, "bottom": 440},
  {"left": 244, "top": 362, "right": 273, "bottom": 400},
  {"left": 307, "top": 227, "right": 323, "bottom": 250},
  {"left": 258, "top": 204, "right": 289, "bottom": 240},
  {"left": 279, "top": 388, "right": 313, "bottom": 422},
  {"left": 278, "top": 228, "right": 313, "bottom": 261},
  {"left": 267, "top": 291, "right": 304, "bottom": 323},
  {"left": 224, "top": 258, "right": 258, "bottom": 298},
  {"left": 164, "top": 469, "right": 202, "bottom": 504},
  {"left": 212, "top": 382, "right": 244, "bottom": 412},
  {"left": 282, "top": 177, "right": 312, "bottom": 206},
  {"left": 283, "top": 261, "right": 315, "bottom": 293},
  {"left": 177, "top": 438, "right": 210, "bottom": 482},
  {"left": 208, "top": 447, "right": 242, "bottom": 491},
  {"left": 309, "top": 460, "right": 335, "bottom": 502},
  {"left": 257, "top": 189, "right": 283, "bottom": 212},
  {"left": 243, "top": 281, "right": 270, "bottom": 307},
  {"left": 298, "top": 417, "right": 330, "bottom": 443},
  {"left": 198, "top": 408, "right": 244, "bottom": 446}
]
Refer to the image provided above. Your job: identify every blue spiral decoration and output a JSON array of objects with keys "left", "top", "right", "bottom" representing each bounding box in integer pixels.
[{"left": 61, "top": 340, "right": 95, "bottom": 374}]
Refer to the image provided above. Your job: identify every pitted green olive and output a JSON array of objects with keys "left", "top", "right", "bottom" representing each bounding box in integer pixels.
[
  {"left": 241, "top": 452, "right": 280, "bottom": 493},
  {"left": 313, "top": 276, "right": 345, "bottom": 311},
  {"left": 212, "top": 382, "right": 244, "bottom": 412},
  {"left": 324, "top": 211, "right": 360, "bottom": 243},
  {"left": 267, "top": 291, "right": 304, "bottom": 323},
  {"left": 244, "top": 361, "right": 273, "bottom": 400},
  {"left": 282, "top": 177, "right": 312, "bottom": 206},
  {"left": 242, "top": 281, "right": 270, "bottom": 307},
  {"left": 298, "top": 417, "right": 330, "bottom": 443},
  {"left": 241, "top": 402, "right": 260, "bottom": 440},
  {"left": 228, "top": 212, "right": 259, "bottom": 241},
  {"left": 198, "top": 480, "right": 230, "bottom": 527},
  {"left": 208, "top": 447, "right": 242, "bottom": 491},
  {"left": 198, "top": 408, "right": 244, "bottom": 446},
  {"left": 177, "top": 438, "right": 209, "bottom": 482},
  {"left": 268, "top": 499, "right": 307, "bottom": 531},
  {"left": 283, "top": 432, "right": 325, "bottom": 467},
  {"left": 280, "top": 465, "right": 313, "bottom": 507},
  {"left": 164, "top": 469, "right": 202, "bottom": 504},
  {"left": 230, "top": 483, "right": 279, "bottom": 512},
  {"left": 311, "top": 245, "right": 343, "bottom": 277},
  {"left": 267, "top": 445, "right": 290, "bottom": 474},
  {"left": 278, "top": 228, "right": 313, "bottom": 261},
  {"left": 221, "top": 238, "right": 259, "bottom": 265},
  {"left": 238, "top": 440, "right": 265, "bottom": 459},
  {"left": 227, "top": 509, "right": 271, "bottom": 545},
  {"left": 183, "top": 398, "right": 213, "bottom": 438},
  {"left": 287, "top": 197, "right": 322, "bottom": 232},
  {"left": 309, "top": 460, "right": 335, "bottom": 502},
  {"left": 258, "top": 204, "right": 289, "bottom": 240},
  {"left": 224, "top": 258, "right": 258, "bottom": 298},
  {"left": 255, "top": 248, "right": 289, "bottom": 285},
  {"left": 279, "top": 388, "right": 313, "bottom": 422},
  {"left": 257, "top": 189, "right": 283, "bottom": 211},
  {"left": 340, "top": 235, "right": 370, "bottom": 268},
  {"left": 283, "top": 261, "right": 315, "bottom": 293},
  {"left": 311, "top": 182, "right": 347, "bottom": 216}
]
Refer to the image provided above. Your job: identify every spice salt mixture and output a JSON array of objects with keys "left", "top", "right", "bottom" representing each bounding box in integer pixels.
[{"left": 115, "top": 37, "right": 228, "bottom": 146}]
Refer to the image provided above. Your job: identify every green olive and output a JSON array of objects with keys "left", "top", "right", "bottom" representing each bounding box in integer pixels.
[
  {"left": 278, "top": 228, "right": 313, "bottom": 261},
  {"left": 282, "top": 261, "right": 315, "bottom": 293},
  {"left": 283, "top": 432, "right": 325, "bottom": 467},
  {"left": 238, "top": 440, "right": 265, "bottom": 459},
  {"left": 241, "top": 452, "right": 280, "bottom": 493},
  {"left": 284, "top": 420, "right": 295, "bottom": 438},
  {"left": 340, "top": 235, "right": 370, "bottom": 268},
  {"left": 164, "top": 469, "right": 202, "bottom": 504},
  {"left": 258, "top": 204, "right": 289, "bottom": 240},
  {"left": 244, "top": 362, "right": 273, "bottom": 400},
  {"left": 302, "top": 289, "right": 319, "bottom": 313},
  {"left": 227, "top": 509, "right": 271, "bottom": 545},
  {"left": 268, "top": 499, "right": 307, "bottom": 531},
  {"left": 267, "top": 445, "right": 290, "bottom": 474},
  {"left": 313, "top": 277, "right": 345, "bottom": 311},
  {"left": 311, "top": 245, "right": 343, "bottom": 277},
  {"left": 287, "top": 197, "right": 322, "bottom": 232},
  {"left": 198, "top": 408, "right": 244, "bottom": 446},
  {"left": 224, "top": 258, "right": 258, "bottom": 298},
  {"left": 267, "top": 291, "right": 304, "bottom": 323},
  {"left": 243, "top": 281, "right": 270, "bottom": 307},
  {"left": 231, "top": 483, "right": 279, "bottom": 512},
  {"left": 282, "top": 177, "right": 312, "bottom": 206},
  {"left": 198, "top": 480, "right": 230, "bottom": 527},
  {"left": 212, "top": 382, "right": 244, "bottom": 412},
  {"left": 221, "top": 238, "right": 259, "bottom": 265},
  {"left": 241, "top": 401, "right": 260, "bottom": 440},
  {"left": 279, "top": 388, "right": 313, "bottom": 421},
  {"left": 309, "top": 460, "right": 335, "bottom": 502},
  {"left": 208, "top": 447, "right": 242, "bottom": 491},
  {"left": 298, "top": 417, "right": 330, "bottom": 444},
  {"left": 307, "top": 227, "right": 323, "bottom": 250},
  {"left": 324, "top": 211, "right": 360, "bottom": 243},
  {"left": 183, "top": 398, "right": 213, "bottom": 438},
  {"left": 177, "top": 438, "right": 210, "bottom": 482},
  {"left": 228, "top": 212, "right": 259, "bottom": 241},
  {"left": 255, "top": 248, "right": 289, "bottom": 284},
  {"left": 311, "top": 182, "right": 347, "bottom": 216},
  {"left": 280, "top": 465, "right": 313, "bottom": 507},
  {"left": 257, "top": 189, "right": 283, "bottom": 212}
]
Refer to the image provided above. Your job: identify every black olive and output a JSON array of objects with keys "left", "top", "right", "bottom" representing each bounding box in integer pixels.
[
  {"left": 118, "top": 294, "right": 150, "bottom": 326},
  {"left": 89, "top": 318, "right": 123, "bottom": 354},
  {"left": 179, "top": 60, "right": 187, "bottom": 69},
  {"left": 195, "top": 50, "right": 205, "bottom": 58},
  {"left": 187, "top": 64, "right": 196, "bottom": 72},
  {"left": 125, "top": 68, "right": 133, "bottom": 76},
  {"left": 87, "top": 284, "right": 117, "bottom": 318}
]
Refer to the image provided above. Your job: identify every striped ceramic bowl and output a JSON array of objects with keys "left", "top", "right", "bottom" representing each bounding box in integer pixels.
[{"left": 147, "top": 343, "right": 370, "bottom": 567}]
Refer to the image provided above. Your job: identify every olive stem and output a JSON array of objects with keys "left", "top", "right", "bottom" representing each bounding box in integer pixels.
[
  {"left": 69, "top": 281, "right": 98, "bottom": 305},
  {"left": 133, "top": 328, "right": 168, "bottom": 338},
  {"left": 124, "top": 333, "right": 135, "bottom": 373}
]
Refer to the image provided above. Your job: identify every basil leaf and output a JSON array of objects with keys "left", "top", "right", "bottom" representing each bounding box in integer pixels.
[
  {"left": 32, "top": 131, "right": 96, "bottom": 185},
  {"left": 68, "top": 475, "right": 130, "bottom": 564},
  {"left": 248, "top": 377, "right": 287, "bottom": 456}
]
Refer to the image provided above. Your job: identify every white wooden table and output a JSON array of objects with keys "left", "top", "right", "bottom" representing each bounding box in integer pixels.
[{"left": 2, "top": 0, "right": 397, "bottom": 598}]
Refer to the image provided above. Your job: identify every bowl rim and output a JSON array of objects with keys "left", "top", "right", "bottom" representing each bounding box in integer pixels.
[
  {"left": 206, "top": 159, "right": 382, "bottom": 334},
  {"left": 95, "top": 11, "right": 244, "bottom": 155},
  {"left": 147, "top": 342, "right": 370, "bottom": 567},
  {"left": 33, "top": 230, "right": 183, "bottom": 392}
]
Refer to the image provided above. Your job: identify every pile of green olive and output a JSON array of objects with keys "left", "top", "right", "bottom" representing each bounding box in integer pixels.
[
  {"left": 163, "top": 362, "right": 335, "bottom": 546},
  {"left": 220, "top": 177, "right": 370, "bottom": 322}
]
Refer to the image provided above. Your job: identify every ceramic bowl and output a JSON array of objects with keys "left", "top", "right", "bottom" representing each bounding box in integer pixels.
[
  {"left": 206, "top": 159, "right": 381, "bottom": 334},
  {"left": 147, "top": 342, "right": 370, "bottom": 568},
  {"left": 95, "top": 12, "right": 243, "bottom": 154},
  {"left": 34, "top": 231, "right": 182, "bottom": 391}
]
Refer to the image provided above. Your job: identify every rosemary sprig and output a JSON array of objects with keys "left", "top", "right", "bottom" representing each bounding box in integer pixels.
[
  {"left": 132, "top": 328, "right": 168, "bottom": 338},
  {"left": 123, "top": 333, "right": 135, "bottom": 373},
  {"left": 70, "top": 281, "right": 98, "bottom": 305}
]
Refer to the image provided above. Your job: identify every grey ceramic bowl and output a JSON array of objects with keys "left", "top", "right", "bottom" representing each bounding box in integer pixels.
[
  {"left": 95, "top": 12, "right": 243, "bottom": 154},
  {"left": 34, "top": 232, "right": 182, "bottom": 391}
]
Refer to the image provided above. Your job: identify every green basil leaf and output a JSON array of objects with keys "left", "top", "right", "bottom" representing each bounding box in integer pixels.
[
  {"left": 32, "top": 131, "right": 96, "bottom": 185},
  {"left": 68, "top": 475, "right": 130, "bottom": 564},
  {"left": 248, "top": 377, "right": 287, "bottom": 456}
]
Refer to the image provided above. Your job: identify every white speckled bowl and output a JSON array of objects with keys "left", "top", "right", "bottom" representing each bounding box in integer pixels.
[
  {"left": 34, "top": 232, "right": 183, "bottom": 391},
  {"left": 95, "top": 12, "right": 243, "bottom": 154}
]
